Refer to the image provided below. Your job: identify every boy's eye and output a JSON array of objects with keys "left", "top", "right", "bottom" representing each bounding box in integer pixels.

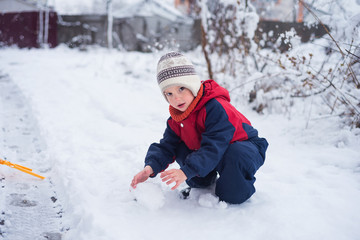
[
  {"left": 179, "top": 87, "right": 185, "bottom": 92},
  {"left": 165, "top": 92, "right": 172, "bottom": 97}
]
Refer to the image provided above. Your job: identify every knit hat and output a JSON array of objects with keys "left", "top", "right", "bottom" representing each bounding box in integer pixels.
[{"left": 157, "top": 52, "right": 201, "bottom": 99}]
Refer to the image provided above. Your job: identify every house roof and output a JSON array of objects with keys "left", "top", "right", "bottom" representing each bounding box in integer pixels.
[
  {"left": 113, "top": 0, "right": 193, "bottom": 23},
  {"left": 0, "top": 0, "right": 37, "bottom": 13},
  {"left": 0, "top": 0, "right": 52, "bottom": 13}
]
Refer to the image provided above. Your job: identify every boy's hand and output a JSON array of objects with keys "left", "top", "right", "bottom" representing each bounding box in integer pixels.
[
  {"left": 160, "top": 169, "right": 187, "bottom": 190},
  {"left": 131, "top": 166, "right": 153, "bottom": 189}
]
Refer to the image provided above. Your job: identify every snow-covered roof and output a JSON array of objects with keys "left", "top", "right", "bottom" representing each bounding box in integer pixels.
[
  {"left": 0, "top": 0, "right": 38, "bottom": 13},
  {"left": 113, "top": 0, "right": 193, "bottom": 24},
  {"left": 0, "top": 0, "right": 53, "bottom": 13}
]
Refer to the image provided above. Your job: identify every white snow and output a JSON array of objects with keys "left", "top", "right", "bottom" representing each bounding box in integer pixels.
[
  {"left": 0, "top": 72, "right": 64, "bottom": 239},
  {"left": 198, "top": 193, "right": 227, "bottom": 209},
  {"left": 131, "top": 182, "right": 165, "bottom": 211},
  {"left": 0, "top": 46, "right": 360, "bottom": 240}
]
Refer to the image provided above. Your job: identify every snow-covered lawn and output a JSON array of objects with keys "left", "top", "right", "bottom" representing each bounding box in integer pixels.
[{"left": 1, "top": 47, "right": 359, "bottom": 240}]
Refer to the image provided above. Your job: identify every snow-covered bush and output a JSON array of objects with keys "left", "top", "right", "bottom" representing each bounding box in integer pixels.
[
  {"left": 196, "top": 0, "right": 259, "bottom": 83},
  {"left": 197, "top": 0, "right": 360, "bottom": 127}
]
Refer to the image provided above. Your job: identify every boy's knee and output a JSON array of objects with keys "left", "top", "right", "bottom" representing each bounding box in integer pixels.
[
  {"left": 214, "top": 141, "right": 262, "bottom": 204},
  {"left": 215, "top": 176, "right": 255, "bottom": 204}
]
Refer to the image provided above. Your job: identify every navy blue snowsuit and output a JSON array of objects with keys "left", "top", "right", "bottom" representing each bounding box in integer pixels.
[{"left": 145, "top": 80, "right": 268, "bottom": 204}]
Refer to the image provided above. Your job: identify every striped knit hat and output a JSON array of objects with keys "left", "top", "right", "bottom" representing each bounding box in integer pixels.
[{"left": 157, "top": 52, "right": 201, "bottom": 99}]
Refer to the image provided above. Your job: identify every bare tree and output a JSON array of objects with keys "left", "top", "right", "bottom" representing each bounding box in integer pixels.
[
  {"left": 107, "top": 0, "right": 113, "bottom": 49},
  {"left": 196, "top": 0, "right": 259, "bottom": 84}
]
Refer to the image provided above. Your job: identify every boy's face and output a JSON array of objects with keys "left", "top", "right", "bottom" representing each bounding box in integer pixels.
[{"left": 164, "top": 86, "right": 195, "bottom": 112}]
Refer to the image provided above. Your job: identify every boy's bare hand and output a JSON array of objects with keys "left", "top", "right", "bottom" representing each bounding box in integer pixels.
[
  {"left": 160, "top": 169, "right": 187, "bottom": 190},
  {"left": 131, "top": 165, "right": 153, "bottom": 189}
]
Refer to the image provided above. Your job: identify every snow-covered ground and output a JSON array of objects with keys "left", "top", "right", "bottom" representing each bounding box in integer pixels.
[
  {"left": 0, "top": 72, "right": 64, "bottom": 239},
  {"left": 0, "top": 46, "right": 360, "bottom": 240}
]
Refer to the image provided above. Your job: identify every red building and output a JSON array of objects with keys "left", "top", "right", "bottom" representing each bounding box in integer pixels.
[{"left": 0, "top": 0, "right": 57, "bottom": 48}]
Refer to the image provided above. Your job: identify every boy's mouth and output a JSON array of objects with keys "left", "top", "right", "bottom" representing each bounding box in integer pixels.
[{"left": 177, "top": 103, "right": 185, "bottom": 108}]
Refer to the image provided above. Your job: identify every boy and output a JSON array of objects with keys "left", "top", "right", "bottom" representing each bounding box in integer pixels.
[{"left": 131, "top": 52, "right": 268, "bottom": 204}]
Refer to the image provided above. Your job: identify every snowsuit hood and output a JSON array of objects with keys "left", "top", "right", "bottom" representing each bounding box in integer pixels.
[{"left": 196, "top": 80, "right": 231, "bottom": 111}]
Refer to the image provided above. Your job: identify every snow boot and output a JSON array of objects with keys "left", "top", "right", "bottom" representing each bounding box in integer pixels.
[{"left": 179, "top": 187, "right": 191, "bottom": 199}]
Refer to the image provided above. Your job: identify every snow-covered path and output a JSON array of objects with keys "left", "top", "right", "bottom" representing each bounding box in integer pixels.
[
  {"left": 0, "top": 47, "right": 360, "bottom": 240},
  {"left": 0, "top": 74, "right": 64, "bottom": 239}
]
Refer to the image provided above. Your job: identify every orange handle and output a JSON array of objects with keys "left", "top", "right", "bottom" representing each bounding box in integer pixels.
[{"left": 0, "top": 158, "right": 45, "bottom": 180}]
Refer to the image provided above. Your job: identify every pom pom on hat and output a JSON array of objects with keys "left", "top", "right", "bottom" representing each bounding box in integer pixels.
[{"left": 157, "top": 52, "right": 201, "bottom": 98}]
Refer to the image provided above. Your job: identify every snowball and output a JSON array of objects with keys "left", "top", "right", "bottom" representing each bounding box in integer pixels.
[{"left": 132, "top": 182, "right": 165, "bottom": 211}]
